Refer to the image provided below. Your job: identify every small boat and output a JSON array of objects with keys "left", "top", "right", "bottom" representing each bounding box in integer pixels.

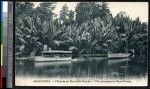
[
  {"left": 108, "top": 53, "right": 130, "bottom": 59},
  {"left": 34, "top": 50, "right": 72, "bottom": 62},
  {"left": 80, "top": 53, "right": 130, "bottom": 59}
]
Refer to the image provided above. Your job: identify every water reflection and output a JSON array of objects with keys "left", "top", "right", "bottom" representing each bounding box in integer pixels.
[{"left": 15, "top": 56, "right": 147, "bottom": 79}]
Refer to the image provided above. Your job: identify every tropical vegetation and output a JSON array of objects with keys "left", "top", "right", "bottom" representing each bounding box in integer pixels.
[{"left": 15, "top": 2, "right": 148, "bottom": 60}]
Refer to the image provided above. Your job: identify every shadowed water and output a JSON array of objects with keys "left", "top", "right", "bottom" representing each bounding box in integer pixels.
[{"left": 15, "top": 55, "right": 147, "bottom": 79}]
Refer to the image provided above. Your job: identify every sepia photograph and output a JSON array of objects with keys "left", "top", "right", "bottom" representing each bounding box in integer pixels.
[{"left": 15, "top": 2, "right": 148, "bottom": 86}]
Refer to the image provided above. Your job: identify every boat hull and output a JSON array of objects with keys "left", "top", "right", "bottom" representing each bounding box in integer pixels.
[
  {"left": 108, "top": 53, "right": 130, "bottom": 59},
  {"left": 80, "top": 53, "right": 130, "bottom": 59},
  {"left": 34, "top": 56, "right": 72, "bottom": 62}
]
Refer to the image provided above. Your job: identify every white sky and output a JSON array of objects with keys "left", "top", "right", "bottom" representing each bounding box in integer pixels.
[
  {"left": 2, "top": 1, "right": 8, "bottom": 12},
  {"left": 33, "top": 2, "right": 148, "bottom": 22},
  {"left": 108, "top": 2, "right": 148, "bottom": 22}
]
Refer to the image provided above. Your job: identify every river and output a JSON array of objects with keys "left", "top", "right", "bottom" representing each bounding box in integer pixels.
[{"left": 15, "top": 55, "right": 147, "bottom": 79}]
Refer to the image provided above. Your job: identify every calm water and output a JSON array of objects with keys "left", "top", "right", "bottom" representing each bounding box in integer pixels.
[{"left": 15, "top": 56, "right": 147, "bottom": 79}]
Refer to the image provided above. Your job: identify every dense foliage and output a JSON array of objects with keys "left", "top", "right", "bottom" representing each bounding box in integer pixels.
[{"left": 15, "top": 2, "right": 148, "bottom": 58}]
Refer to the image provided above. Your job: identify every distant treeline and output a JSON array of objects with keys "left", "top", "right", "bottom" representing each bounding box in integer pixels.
[{"left": 15, "top": 2, "right": 148, "bottom": 57}]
